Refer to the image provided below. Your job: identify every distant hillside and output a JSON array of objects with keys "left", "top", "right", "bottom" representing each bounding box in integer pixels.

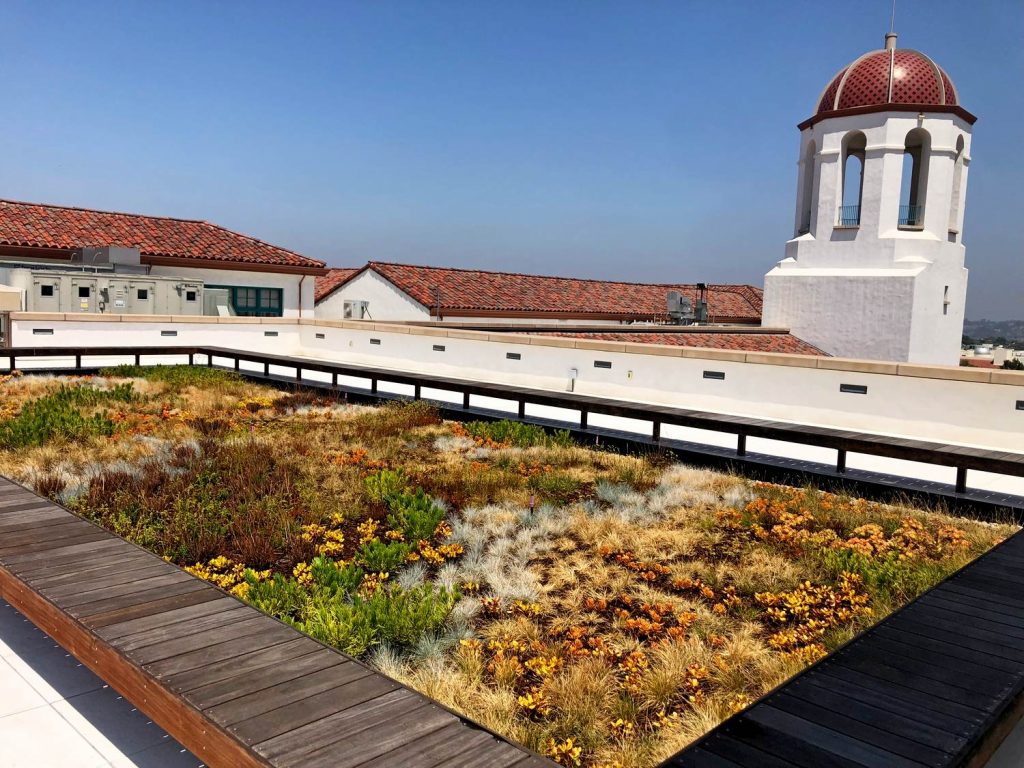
[{"left": 963, "top": 319, "right": 1024, "bottom": 347}]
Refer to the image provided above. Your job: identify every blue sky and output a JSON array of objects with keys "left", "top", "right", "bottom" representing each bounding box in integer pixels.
[{"left": 1, "top": 1, "right": 1021, "bottom": 318}]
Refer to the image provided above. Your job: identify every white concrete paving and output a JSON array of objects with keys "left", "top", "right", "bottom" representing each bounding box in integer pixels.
[{"left": 0, "top": 598, "right": 203, "bottom": 768}]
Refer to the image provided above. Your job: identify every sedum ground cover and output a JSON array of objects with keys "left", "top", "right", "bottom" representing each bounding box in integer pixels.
[{"left": 0, "top": 367, "right": 1016, "bottom": 768}]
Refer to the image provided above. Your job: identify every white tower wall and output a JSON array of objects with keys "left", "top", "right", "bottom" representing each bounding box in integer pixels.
[{"left": 763, "top": 109, "right": 972, "bottom": 365}]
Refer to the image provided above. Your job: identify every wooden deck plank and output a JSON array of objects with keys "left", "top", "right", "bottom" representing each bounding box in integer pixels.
[
  {"left": 203, "top": 657, "right": 372, "bottom": 726},
  {"left": 41, "top": 562, "right": 177, "bottom": 598},
  {"left": 69, "top": 579, "right": 211, "bottom": 619},
  {"left": 353, "top": 722, "right": 524, "bottom": 768},
  {"left": 95, "top": 595, "right": 242, "bottom": 641},
  {"left": 113, "top": 605, "right": 254, "bottom": 653},
  {"left": 9, "top": 541, "right": 142, "bottom": 578},
  {"left": 144, "top": 622, "right": 298, "bottom": 678},
  {"left": 771, "top": 690, "right": 955, "bottom": 764},
  {"left": 165, "top": 637, "right": 323, "bottom": 694},
  {"left": 785, "top": 676, "right": 968, "bottom": 753},
  {"left": 85, "top": 587, "right": 226, "bottom": 628},
  {"left": 59, "top": 570, "right": 197, "bottom": 608},
  {"left": 743, "top": 706, "right": 927, "bottom": 768},
  {"left": 123, "top": 614, "right": 280, "bottom": 664},
  {"left": 185, "top": 649, "right": 344, "bottom": 711},
  {"left": 301, "top": 701, "right": 454, "bottom": 768},
  {"left": 228, "top": 673, "right": 398, "bottom": 745},
  {"left": 808, "top": 668, "right": 983, "bottom": 734},
  {"left": 254, "top": 688, "right": 427, "bottom": 765}
]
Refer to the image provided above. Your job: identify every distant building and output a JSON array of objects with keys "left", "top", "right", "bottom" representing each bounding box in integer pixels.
[
  {"left": 763, "top": 32, "right": 974, "bottom": 365},
  {"left": 315, "top": 261, "right": 763, "bottom": 325},
  {"left": 0, "top": 200, "right": 326, "bottom": 318}
]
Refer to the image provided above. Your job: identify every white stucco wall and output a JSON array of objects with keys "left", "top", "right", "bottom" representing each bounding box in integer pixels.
[
  {"left": 8, "top": 315, "right": 1024, "bottom": 495},
  {"left": 764, "top": 110, "right": 973, "bottom": 365},
  {"left": 148, "top": 265, "right": 315, "bottom": 318},
  {"left": 316, "top": 270, "right": 430, "bottom": 322}
]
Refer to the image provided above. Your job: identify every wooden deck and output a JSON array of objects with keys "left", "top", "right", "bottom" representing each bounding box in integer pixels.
[
  {"left": 0, "top": 476, "right": 553, "bottom": 768},
  {"left": 663, "top": 529, "right": 1024, "bottom": 768}
]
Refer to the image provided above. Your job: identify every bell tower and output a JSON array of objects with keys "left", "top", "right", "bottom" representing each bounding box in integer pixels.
[{"left": 762, "top": 33, "right": 975, "bottom": 365}]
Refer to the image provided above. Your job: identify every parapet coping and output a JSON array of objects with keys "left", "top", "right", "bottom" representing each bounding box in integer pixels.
[{"left": 7, "top": 312, "right": 1023, "bottom": 386}]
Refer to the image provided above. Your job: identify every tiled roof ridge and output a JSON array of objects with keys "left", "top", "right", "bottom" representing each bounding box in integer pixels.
[
  {"left": 0, "top": 198, "right": 325, "bottom": 268},
  {"left": 0, "top": 198, "right": 205, "bottom": 225},
  {"left": 368, "top": 260, "right": 760, "bottom": 293}
]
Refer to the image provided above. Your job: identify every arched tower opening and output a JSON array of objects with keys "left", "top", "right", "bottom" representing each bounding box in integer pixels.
[
  {"left": 899, "top": 128, "right": 931, "bottom": 228},
  {"left": 839, "top": 131, "right": 866, "bottom": 226}
]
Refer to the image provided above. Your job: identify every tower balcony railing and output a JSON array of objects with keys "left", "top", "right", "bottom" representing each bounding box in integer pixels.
[
  {"left": 836, "top": 204, "right": 860, "bottom": 227},
  {"left": 899, "top": 204, "right": 924, "bottom": 228}
]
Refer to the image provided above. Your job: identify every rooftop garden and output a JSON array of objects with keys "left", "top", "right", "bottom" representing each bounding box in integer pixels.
[{"left": 0, "top": 367, "right": 1015, "bottom": 767}]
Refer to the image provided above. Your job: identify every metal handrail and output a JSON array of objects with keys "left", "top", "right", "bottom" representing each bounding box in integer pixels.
[
  {"left": 837, "top": 204, "right": 860, "bottom": 226},
  {"left": 899, "top": 204, "right": 924, "bottom": 227}
]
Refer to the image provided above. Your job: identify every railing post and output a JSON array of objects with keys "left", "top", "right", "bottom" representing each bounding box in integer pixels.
[
  {"left": 134, "top": 353, "right": 141, "bottom": 366},
  {"left": 332, "top": 372, "right": 338, "bottom": 388},
  {"left": 652, "top": 421, "right": 661, "bottom": 442},
  {"left": 264, "top": 361, "right": 270, "bottom": 376},
  {"left": 580, "top": 410, "right": 588, "bottom": 430},
  {"left": 518, "top": 400, "right": 526, "bottom": 418},
  {"left": 234, "top": 357, "right": 240, "bottom": 371},
  {"left": 836, "top": 449, "right": 847, "bottom": 474},
  {"left": 371, "top": 378, "right": 378, "bottom": 394},
  {"left": 75, "top": 353, "right": 81, "bottom": 370},
  {"left": 188, "top": 353, "right": 194, "bottom": 366},
  {"left": 413, "top": 383, "right": 421, "bottom": 400},
  {"left": 736, "top": 433, "right": 746, "bottom": 457},
  {"left": 206, "top": 354, "right": 213, "bottom": 368},
  {"left": 462, "top": 391, "right": 470, "bottom": 410},
  {"left": 295, "top": 366, "right": 302, "bottom": 382},
  {"left": 955, "top": 467, "right": 968, "bottom": 494}
]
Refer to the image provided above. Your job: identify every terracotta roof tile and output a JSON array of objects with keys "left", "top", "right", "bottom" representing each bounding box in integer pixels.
[
  {"left": 355, "top": 262, "right": 763, "bottom": 322},
  {"left": 0, "top": 199, "right": 324, "bottom": 270},
  {"left": 315, "top": 268, "right": 359, "bottom": 302},
  {"left": 540, "top": 331, "right": 825, "bottom": 355}
]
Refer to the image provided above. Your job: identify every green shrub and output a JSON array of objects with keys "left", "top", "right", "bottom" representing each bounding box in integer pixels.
[
  {"left": 245, "top": 573, "right": 309, "bottom": 621},
  {"left": 100, "top": 364, "right": 240, "bottom": 388},
  {"left": 462, "top": 419, "right": 573, "bottom": 448},
  {"left": 356, "top": 539, "right": 412, "bottom": 572},
  {"left": 310, "top": 557, "right": 364, "bottom": 596},
  {"left": 300, "top": 582, "right": 458, "bottom": 656},
  {"left": 821, "top": 548, "right": 950, "bottom": 604},
  {"left": 528, "top": 471, "right": 582, "bottom": 504},
  {"left": 299, "top": 593, "right": 377, "bottom": 656},
  {"left": 364, "top": 468, "right": 409, "bottom": 504},
  {"left": 355, "top": 583, "right": 459, "bottom": 647},
  {"left": 387, "top": 489, "right": 445, "bottom": 542},
  {"left": 0, "top": 383, "right": 136, "bottom": 449}
]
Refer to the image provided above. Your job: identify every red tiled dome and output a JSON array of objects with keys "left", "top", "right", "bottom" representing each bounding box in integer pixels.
[{"left": 814, "top": 35, "right": 959, "bottom": 118}]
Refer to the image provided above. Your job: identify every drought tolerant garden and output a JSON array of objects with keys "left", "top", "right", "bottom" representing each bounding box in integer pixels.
[{"left": 0, "top": 367, "right": 1015, "bottom": 767}]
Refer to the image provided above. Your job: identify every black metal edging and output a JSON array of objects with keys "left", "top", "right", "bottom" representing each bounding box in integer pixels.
[{"left": 3, "top": 345, "right": 1024, "bottom": 517}]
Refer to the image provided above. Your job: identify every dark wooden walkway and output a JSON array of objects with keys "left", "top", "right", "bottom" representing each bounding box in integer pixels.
[
  {"left": 664, "top": 529, "right": 1024, "bottom": 768},
  {"left": 0, "top": 476, "right": 553, "bottom": 768}
]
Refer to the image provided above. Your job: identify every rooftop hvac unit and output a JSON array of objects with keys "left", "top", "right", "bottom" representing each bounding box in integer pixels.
[
  {"left": 666, "top": 291, "right": 695, "bottom": 324},
  {"left": 76, "top": 246, "right": 142, "bottom": 267}
]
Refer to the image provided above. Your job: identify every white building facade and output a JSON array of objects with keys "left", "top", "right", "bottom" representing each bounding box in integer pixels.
[{"left": 763, "top": 33, "right": 974, "bottom": 365}]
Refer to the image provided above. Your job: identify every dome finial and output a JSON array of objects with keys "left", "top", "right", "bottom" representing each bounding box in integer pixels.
[{"left": 885, "top": 0, "right": 898, "bottom": 48}]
